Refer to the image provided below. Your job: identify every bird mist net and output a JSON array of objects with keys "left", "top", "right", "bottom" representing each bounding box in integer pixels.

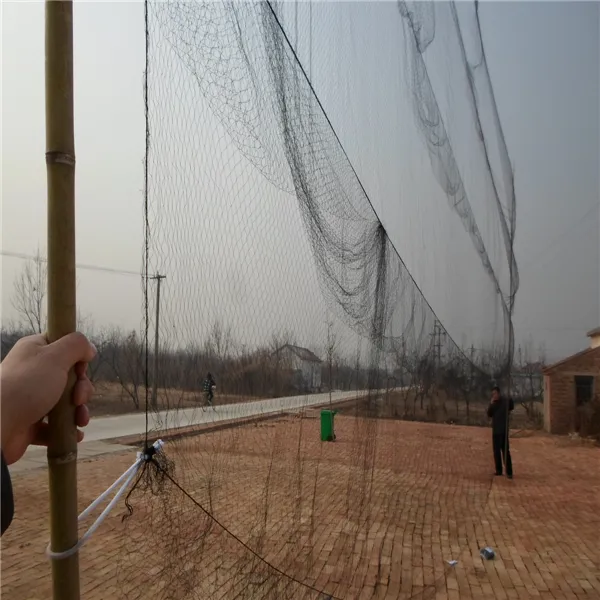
[{"left": 115, "top": 2, "right": 518, "bottom": 598}]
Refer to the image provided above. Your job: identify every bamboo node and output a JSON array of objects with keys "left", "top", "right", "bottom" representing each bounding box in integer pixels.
[
  {"left": 45, "top": 151, "right": 76, "bottom": 166},
  {"left": 47, "top": 452, "right": 77, "bottom": 466}
]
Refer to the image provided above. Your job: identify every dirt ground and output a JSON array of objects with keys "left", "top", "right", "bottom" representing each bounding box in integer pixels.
[{"left": 3, "top": 416, "right": 598, "bottom": 600}]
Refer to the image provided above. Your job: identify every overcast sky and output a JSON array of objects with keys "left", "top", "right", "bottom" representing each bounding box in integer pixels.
[{"left": 2, "top": 1, "right": 599, "bottom": 362}]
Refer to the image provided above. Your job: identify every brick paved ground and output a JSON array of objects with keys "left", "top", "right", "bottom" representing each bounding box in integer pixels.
[{"left": 2, "top": 416, "right": 599, "bottom": 599}]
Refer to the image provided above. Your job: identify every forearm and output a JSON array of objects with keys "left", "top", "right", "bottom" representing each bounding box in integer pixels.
[
  {"left": 1, "top": 451, "right": 14, "bottom": 535},
  {"left": 0, "top": 367, "right": 18, "bottom": 451},
  {"left": 1, "top": 366, "right": 17, "bottom": 536}
]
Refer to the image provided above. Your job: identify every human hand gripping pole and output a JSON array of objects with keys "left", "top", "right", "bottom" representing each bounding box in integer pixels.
[{"left": 0, "top": 333, "right": 96, "bottom": 537}]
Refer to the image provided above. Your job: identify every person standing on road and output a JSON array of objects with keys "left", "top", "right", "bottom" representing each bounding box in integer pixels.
[{"left": 487, "top": 385, "right": 514, "bottom": 479}]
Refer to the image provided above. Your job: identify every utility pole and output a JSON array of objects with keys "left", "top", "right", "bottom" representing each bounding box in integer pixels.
[
  {"left": 430, "top": 322, "right": 436, "bottom": 362},
  {"left": 430, "top": 320, "right": 446, "bottom": 370},
  {"left": 150, "top": 273, "right": 166, "bottom": 411},
  {"left": 439, "top": 323, "right": 446, "bottom": 367}
]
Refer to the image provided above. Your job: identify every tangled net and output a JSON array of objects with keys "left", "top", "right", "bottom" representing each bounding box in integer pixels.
[{"left": 115, "top": 2, "right": 518, "bottom": 598}]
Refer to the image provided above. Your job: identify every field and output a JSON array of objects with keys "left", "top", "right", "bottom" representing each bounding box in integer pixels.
[
  {"left": 90, "top": 381, "right": 261, "bottom": 417},
  {"left": 359, "top": 388, "right": 543, "bottom": 430},
  {"left": 2, "top": 415, "right": 599, "bottom": 599}
]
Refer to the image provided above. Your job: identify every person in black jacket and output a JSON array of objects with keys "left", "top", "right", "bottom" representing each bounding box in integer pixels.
[
  {"left": 203, "top": 373, "right": 216, "bottom": 408},
  {"left": 1, "top": 332, "right": 96, "bottom": 536},
  {"left": 487, "top": 385, "right": 514, "bottom": 478}
]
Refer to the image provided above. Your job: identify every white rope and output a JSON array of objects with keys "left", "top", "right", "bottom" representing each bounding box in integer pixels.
[{"left": 46, "top": 439, "right": 164, "bottom": 561}]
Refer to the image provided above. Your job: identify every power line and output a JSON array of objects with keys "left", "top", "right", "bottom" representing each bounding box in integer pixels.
[{"left": 1, "top": 250, "right": 141, "bottom": 277}]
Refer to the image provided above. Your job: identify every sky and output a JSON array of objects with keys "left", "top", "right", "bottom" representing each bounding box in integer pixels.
[
  {"left": 479, "top": 1, "right": 599, "bottom": 360},
  {"left": 1, "top": 0, "right": 599, "bottom": 363}
]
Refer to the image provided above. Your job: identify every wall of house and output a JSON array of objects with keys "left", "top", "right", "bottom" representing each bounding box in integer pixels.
[
  {"left": 299, "top": 361, "right": 321, "bottom": 391},
  {"left": 287, "top": 352, "right": 301, "bottom": 372},
  {"left": 546, "top": 372, "right": 577, "bottom": 434},
  {"left": 278, "top": 347, "right": 322, "bottom": 391},
  {"left": 590, "top": 334, "right": 600, "bottom": 349},
  {"left": 311, "top": 362, "right": 321, "bottom": 390},
  {"left": 545, "top": 347, "right": 600, "bottom": 434}
]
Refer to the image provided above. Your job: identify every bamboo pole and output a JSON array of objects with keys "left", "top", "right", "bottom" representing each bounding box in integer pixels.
[{"left": 45, "top": 1, "right": 80, "bottom": 599}]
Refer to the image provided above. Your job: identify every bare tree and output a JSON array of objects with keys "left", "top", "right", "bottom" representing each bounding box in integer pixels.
[
  {"left": 86, "top": 325, "right": 110, "bottom": 383},
  {"left": 9, "top": 250, "right": 91, "bottom": 337},
  {"left": 413, "top": 351, "right": 435, "bottom": 412},
  {"left": 76, "top": 309, "right": 93, "bottom": 336},
  {"left": 104, "top": 329, "right": 144, "bottom": 410},
  {"left": 518, "top": 340, "right": 545, "bottom": 423},
  {"left": 269, "top": 329, "right": 295, "bottom": 353},
  {"left": 204, "top": 319, "right": 234, "bottom": 363},
  {"left": 12, "top": 249, "right": 47, "bottom": 334}
]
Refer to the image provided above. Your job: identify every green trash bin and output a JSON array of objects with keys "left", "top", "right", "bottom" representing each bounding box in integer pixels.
[{"left": 320, "top": 409, "right": 338, "bottom": 442}]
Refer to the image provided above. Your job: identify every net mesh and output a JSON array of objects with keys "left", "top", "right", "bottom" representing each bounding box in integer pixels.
[{"left": 115, "top": 1, "right": 517, "bottom": 598}]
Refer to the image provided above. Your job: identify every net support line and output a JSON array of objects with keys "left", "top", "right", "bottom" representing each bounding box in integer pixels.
[{"left": 263, "top": 0, "right": 499, "bottom": 377}]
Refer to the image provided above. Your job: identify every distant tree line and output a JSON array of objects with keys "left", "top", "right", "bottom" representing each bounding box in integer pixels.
[{"left": 2, "top": 252, "right": 547, "bottom": 425}]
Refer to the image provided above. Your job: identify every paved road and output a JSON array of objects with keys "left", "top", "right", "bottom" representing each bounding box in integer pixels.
[
  {"left": 84, "top": 390, "right": 367, "bottom": 442},
  {"left": 12, "top": 389, "right": 394, "bottom": 474},
  {"left": 10, "top": 441, "right": 133, "bottom": 475}
]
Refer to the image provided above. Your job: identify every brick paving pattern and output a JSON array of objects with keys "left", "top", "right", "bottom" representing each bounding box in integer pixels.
[{"left": 2, "top": 416, "right": 599, "bottom": 599}]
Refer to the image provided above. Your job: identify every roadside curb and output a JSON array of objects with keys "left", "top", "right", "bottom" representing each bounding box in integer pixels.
[{"left": 105, "top": 395, "right": 363, "bottom": 448}]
